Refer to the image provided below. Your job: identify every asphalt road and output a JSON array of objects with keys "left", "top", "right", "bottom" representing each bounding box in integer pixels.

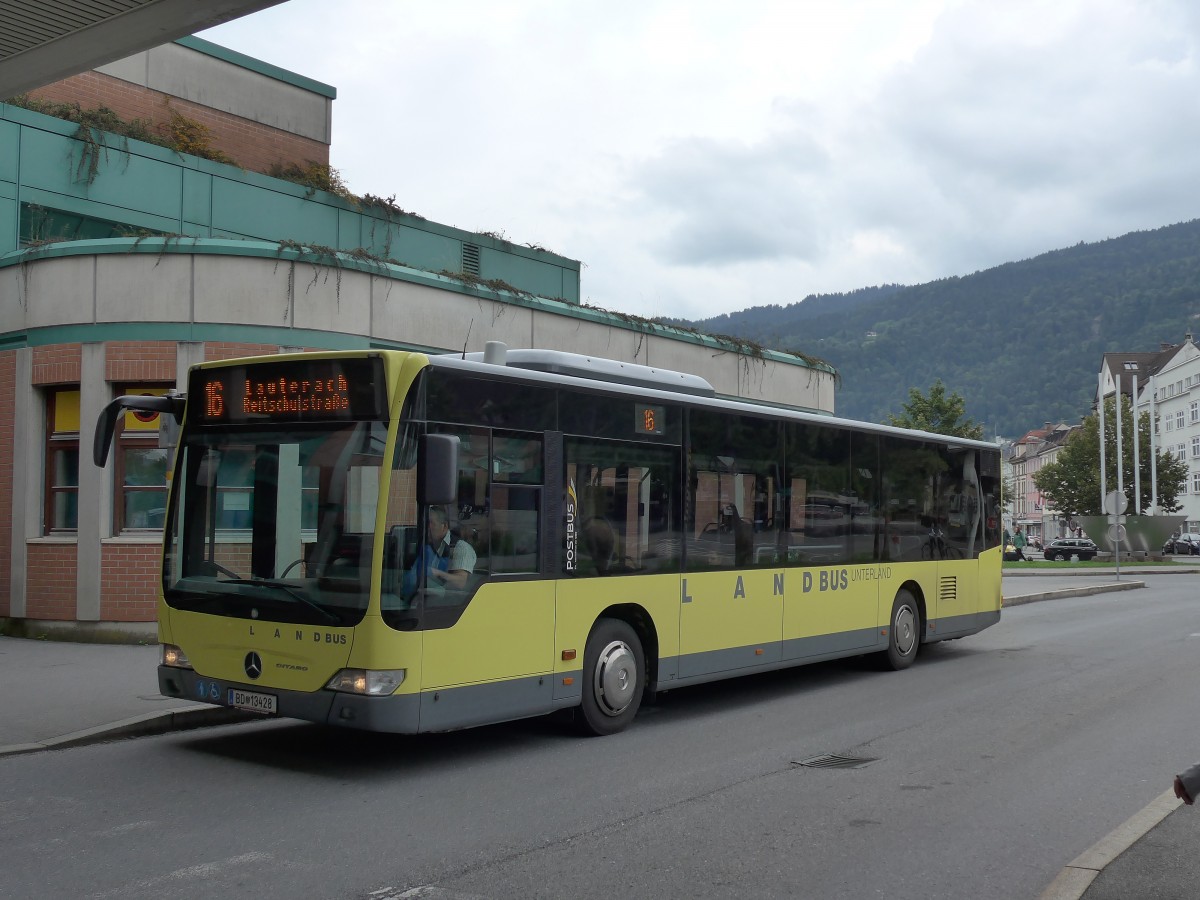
[{"left": 4, "top": 577, "right": 1200, "bottom": 900}]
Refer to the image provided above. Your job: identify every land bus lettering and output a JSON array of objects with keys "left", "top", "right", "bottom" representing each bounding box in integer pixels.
[
  {"left": 801, "top": 569, "right": 851, "bottom": 592},
  {"left": 242, "top": 374, "right": 350, "bottom": 415}
]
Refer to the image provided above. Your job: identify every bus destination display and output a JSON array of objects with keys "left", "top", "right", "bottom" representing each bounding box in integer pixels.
[
  {"left": 190, "top": 357, "right": 387, "bottom": 424},
  {"left": 634, "top": 404, "right": 665, "bottom": 436}
]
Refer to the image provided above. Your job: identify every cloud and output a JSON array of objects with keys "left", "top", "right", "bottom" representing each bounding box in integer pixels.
[
  {"left": 631, "top": 129, "right": 829, "bottom": 266},
  {"left": 202, "top": 0, "right": 1200, "bottom": 320}
]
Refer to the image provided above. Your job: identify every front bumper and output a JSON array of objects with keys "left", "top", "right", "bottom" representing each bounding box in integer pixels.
[{"left": 158, "top": 665, "right": 422, "bottom": 733}]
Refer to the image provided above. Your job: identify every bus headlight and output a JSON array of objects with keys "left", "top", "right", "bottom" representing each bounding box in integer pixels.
[
  {"left": 161, "top": 644, "right": 192, "bottom": 669},
  {"left": 325, "top": 669, "right": 406, "bottom": 696}
]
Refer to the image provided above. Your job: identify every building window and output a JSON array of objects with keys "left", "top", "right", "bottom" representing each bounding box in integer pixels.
[
  {"left": 1178, "top": 410, "right": 1187, "bottom": 430},
  {"left": 45, "top": 389, "right": 80, "bottom": 533},
  {"left": 21, "top": 202, "right": 154, "bottom": 247},
  {"left": 1191, "top": 401, "right": 1199, "bottom": 424},
  {"left": 1166, "top": 415, "right": 1175, "bottom": 432},
  {"left": 1193, "top": 436, "right": 1200, "bottom": 458},
  {"left": 113, "top": 385, "right": 172, "bottom": 531},
  {"left": 1178, "top": 444, "right": 1188, "bottom": 462},
  {"left": 1193, "top": 472, "right": 1200, "bottom": 494}
]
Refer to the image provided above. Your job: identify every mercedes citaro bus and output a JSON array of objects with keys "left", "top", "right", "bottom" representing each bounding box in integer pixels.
[{"left": 93, "top": 343, "right": 1002, "bottom": 736}]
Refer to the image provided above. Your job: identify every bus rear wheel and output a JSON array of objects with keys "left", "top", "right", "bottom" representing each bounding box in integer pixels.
[
  {"left": 577, "top": 618, "right": 645, "bottom": 736},
  {"left": 881, "top": 589, "right": 920, "bottom": 671}
]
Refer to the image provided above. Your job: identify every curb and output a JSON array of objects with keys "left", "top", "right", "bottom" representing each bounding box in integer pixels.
[
  {"left": 0, "top": 705, "right": 253, "bottom": 758},
  {"left": 1003, "top": 581, "right": 1146, "bottom": 607},
  {"left": 1040, "top": 789, "right": 1182, "bottom": 900},
  {"left": 1003, "top": 568, "right": 1200, "bottom": 577}
]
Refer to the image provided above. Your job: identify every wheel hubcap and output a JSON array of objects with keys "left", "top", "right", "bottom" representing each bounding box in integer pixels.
[
  {"left": 894, "top": 605, "right": 916, "bottom": 656},
  {"left": 593, "top": 640, "right": 637, "bottom": 716}
]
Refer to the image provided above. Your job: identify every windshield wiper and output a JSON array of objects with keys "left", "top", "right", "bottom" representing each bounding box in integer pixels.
[{"left": 217, "top": 577, "right": 341, "bottom": 625}]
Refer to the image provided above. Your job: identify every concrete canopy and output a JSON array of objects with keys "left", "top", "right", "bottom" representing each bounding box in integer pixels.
[{"left": 0, "top": 0, "right": 285, "bottom": 97}]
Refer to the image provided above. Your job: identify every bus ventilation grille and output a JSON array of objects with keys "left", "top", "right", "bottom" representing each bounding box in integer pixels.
[
  {"left": 795, "top": 754, "right": 878, "bottom": 770},
  {"left": 462, "top": 242, "right": 481, "bottom": 276},
  {"left": 939, "top": 576, "right": 957, "bottom": 604}
]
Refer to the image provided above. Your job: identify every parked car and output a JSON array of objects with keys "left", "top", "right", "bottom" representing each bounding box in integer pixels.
[
  {"left": 1164, "top": 533, "right": 1200, "bottom": 555},
  {"left": 1043, "top": 538, "right": 1098, "bottom": 561}
]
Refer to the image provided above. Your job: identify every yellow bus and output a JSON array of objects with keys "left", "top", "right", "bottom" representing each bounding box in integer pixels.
[{"left": 94, "top": 344, "right": 1002, "bottom": 736}]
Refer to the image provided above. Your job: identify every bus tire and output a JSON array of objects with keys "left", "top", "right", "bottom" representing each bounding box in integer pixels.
[
  {"left": 577, "top": 618, "right": 645, "bottom": 736},
  {"left": 881, "top": 589, "right": 920, "bottom": 671}
]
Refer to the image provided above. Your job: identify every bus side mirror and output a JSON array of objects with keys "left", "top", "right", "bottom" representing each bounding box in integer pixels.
[
  {"left": 418, "top": 434, "right": 459, "bottom": 506},
  {"left": 93, "top": 394, "right": 186, "bottom": 467}
]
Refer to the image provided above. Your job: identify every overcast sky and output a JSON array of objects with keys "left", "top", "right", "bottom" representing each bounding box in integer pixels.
[{"left": 200, "top": 0, "right": 1200, "bottom": 321}]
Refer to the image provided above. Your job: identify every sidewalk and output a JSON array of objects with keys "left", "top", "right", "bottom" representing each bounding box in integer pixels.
[
  {"left": 1, "top": 569, "right": 1196, "bottom": 900},
  {"left": 0, "top": 634, "right": 245, "bottom": 756}
]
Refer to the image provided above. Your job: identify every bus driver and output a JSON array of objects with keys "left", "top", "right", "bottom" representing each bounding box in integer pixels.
[{"left": 402, "top": 505, "right": 477, "bottom": 599}]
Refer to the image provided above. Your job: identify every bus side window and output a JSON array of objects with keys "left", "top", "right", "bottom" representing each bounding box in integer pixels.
[
  {"left": 566, "top": 437, "right": 681, "bottom": 576},
  {"left": 688, "top": 411, "right": 782, "bottom": 571},
  {"left": 490, "top": 484, "right": 540, "bottom": 573},
  {"left": 480, "top": 430, "right": 541, "bottom": 575}
]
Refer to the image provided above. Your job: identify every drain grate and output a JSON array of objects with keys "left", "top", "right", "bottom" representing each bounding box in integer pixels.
[{"left": 795, "top": 753, "right": 878, "bottom": 769}]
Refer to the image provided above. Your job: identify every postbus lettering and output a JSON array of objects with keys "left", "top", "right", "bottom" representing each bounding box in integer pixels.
[{"left": 565, "top": 481, "right": 578, "bottom": 573}]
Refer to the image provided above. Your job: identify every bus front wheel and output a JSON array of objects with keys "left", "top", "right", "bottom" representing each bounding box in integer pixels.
[
  {"left": 881, "top": 589, "right": 920, "bottom": 671},
  {"left": 577, "top": 618, "right": 645, "bottom": 736}
]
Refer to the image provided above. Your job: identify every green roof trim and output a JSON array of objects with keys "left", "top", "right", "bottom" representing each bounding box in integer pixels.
[
  {"left": 0, "top": 237, "right": 835, "bottom": 376},
  {"left": 175, "top": 36, "right": 337, "bottom": 99},
  {"left": 0, "top": 104, "right": 582, "bottom": 303},
  {"left": 3, "top": 322, "right": 367, "bottom": 351}
]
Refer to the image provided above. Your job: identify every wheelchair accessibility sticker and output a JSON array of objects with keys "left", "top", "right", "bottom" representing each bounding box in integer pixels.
[{"left": 195, "top": 680, "right": 222, "bottom": 701}]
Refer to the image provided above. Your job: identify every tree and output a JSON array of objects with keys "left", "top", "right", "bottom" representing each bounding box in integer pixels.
[
  {"left": 886, "top": 380, "right": 984, "bottom": 439},
  {"left": 1033, "top": 395, "right": 1188, "bottom": 517}
]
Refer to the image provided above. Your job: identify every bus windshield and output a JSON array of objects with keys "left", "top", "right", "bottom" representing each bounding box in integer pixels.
[{"left": 163, "top": 420, "right": 390, "bottom": 627}]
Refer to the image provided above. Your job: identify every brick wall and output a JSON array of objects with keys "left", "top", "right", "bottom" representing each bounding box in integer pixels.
[
  {"left": 100, "top": 543, "right": 161, "bottom": 621},
  {"left": 26, "top": 543, "right": 78, "bottom": 620},
  {"left": 28, "top": 71, "right": 329, "bottom": 175},
  {"left": 205, "top": 342, "right": 278, "bottom": 362},
  {"left": 31, "top": 344, "right": 82, "bottom": 385},
  {"left": 11, "top": 340, "right": 351, "bottom": 625},
  {"left": 0, "top": 352, "right": 13, "bottom": 616},
  {"left": 215, "top": 544, "right": 253, "bottom": 574},
  {"left": 106, "top": 342, "right": 176, "bottom": 382}
]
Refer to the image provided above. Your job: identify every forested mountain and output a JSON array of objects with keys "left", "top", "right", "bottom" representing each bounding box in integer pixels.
[{"left": 686, "top": 219, "right": 1200, "bottom": 437}]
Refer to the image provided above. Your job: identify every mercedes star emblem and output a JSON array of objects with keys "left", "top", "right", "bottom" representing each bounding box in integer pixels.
[{"left": 244, "top": 651, "right": 263, "bottom": 680}]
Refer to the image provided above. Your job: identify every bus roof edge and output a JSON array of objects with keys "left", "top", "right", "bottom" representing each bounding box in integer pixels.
[{"left": 456, "top": 346, "right": 717, "bottom": 398}]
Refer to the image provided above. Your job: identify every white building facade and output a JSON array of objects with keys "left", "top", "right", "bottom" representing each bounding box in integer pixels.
[{"left": 1142, "top": 339, "right": 1200, "bottom": 531}]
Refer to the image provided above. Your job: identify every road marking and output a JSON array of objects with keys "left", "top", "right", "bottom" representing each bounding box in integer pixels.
[
  {"left": 90, "top": 851, "right": 272, "bottom": 897},
  {"left": 367, "top": 886, "right": 490, "bottom": 899}
]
